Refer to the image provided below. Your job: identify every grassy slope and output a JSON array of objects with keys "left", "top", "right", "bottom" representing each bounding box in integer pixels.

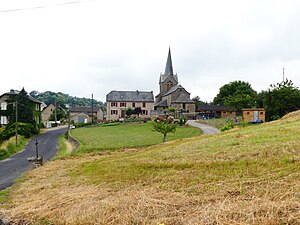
[
  {"left": 2, "top": 113, "right": 300, "bottom": 224},
  {"left": 70, "top": 122, "right": 202, "bottom": 152}
]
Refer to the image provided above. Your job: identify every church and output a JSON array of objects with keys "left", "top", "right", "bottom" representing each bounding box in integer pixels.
[{"left": 154, "top": 48, "right": 195, "bottom": 114}]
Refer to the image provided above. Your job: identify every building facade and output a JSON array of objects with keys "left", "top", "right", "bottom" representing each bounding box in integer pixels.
[
  {"left": 106, "top": 90, "right": 154, "bottom": 121},
  {"left": 70, "top": 106, "right": 104, "bottom": 122},
  {"left": 154, "top": 48, "right": 195, "bottom": 114},
  {"left": 242, "top": 108, "right": 265, "bottom": 122},
  {"left": 0, "top": 89, "right": 42, "bottom": 126}
]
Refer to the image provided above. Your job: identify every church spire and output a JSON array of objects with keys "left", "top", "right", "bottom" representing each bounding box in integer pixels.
[{"left": 164, "top": 47, "right": 173, "bottom": 76}]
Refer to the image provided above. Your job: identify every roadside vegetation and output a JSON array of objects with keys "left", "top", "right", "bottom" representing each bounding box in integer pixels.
[
  {"left": 70, "top": 122, "right": 201, "bottom": 153},
  {"left": 0, "top": 135, "right": 27, "bottom": 161},
  {"left": 2, "top": 110, "right": 300, "bottom": 224}
]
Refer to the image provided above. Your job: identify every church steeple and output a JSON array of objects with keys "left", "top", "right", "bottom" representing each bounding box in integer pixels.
[{"left": 164, "top": 47, "right": 173, "bottom": 76}]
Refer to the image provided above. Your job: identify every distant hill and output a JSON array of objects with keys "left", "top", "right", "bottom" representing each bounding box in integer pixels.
[{"left": 29, "top": 90, "right": 106, "bottom": 111}]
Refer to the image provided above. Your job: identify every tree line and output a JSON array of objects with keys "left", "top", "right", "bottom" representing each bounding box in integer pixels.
[{"left": 193, "top": 79, "right": 300, "bottom": 121}]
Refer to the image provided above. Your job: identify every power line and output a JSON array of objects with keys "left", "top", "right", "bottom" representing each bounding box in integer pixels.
[{"left": 0, "top": 0, "right": 96, "bottom": 13}]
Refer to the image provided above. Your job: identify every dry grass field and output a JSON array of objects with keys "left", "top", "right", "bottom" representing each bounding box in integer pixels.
[{"left": 1, "top": 111, "right": 300, "bottom": 224}]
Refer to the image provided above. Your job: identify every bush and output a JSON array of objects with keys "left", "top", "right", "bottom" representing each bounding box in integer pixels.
[{"left": 220, "top": 122, "right": 234, "bottom": 132}]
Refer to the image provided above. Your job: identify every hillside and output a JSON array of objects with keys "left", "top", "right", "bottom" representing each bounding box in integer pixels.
[
  {"left": 1, "top": 112, "right": 300, "bottom": 224},
  {"left": 29, "top": 90, "right": 106, "bottom": 111}
]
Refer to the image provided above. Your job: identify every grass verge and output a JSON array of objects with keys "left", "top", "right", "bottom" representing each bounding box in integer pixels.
[{"left": 0, "top": 136, "right": 27, "bottom": 161}]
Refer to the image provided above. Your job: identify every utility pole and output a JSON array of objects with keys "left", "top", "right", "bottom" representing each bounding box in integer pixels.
[
  {"left": 15, "top": 100, "right": 18, "bottom": 146},
  {"left": 283, "top": 67, "right": 285, "bottom": 82},
  {"left": 54, "top": 98, "right": 57, "bottom": 125},
  {"left": 91, "top": 94, "right": 94, "bottom": 124}
]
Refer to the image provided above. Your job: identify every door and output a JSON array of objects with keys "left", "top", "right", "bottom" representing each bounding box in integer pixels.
[
  {"left": 121, "top": 110, "right": 126, "bottom": 118},
  {"left": 253, "top": 111, "right": 258, "bottom": 121}
]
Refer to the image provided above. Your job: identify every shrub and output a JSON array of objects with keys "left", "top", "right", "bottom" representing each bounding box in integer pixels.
[{"left": 220, "top": 122, "right": 234, "bottom": 132}]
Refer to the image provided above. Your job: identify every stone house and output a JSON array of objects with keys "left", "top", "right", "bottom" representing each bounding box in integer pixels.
[
  {"left": 69, "top": 106, "right": 104, "bottom": 122},
  {"left": 41, "top": 103, "right": 56, "bottom": 121},
  {"left": 0, "top": 89, "right": 42, "bottom": 126},
  {"left": 154, "top": 48, "right": 195, "bottom": 114},
  {"left": 106, "top": 90, "right": 154, "bottom": 121}
]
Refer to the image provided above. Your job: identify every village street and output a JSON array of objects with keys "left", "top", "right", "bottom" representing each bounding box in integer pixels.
[{"left": 0, "top": 126, "right": 68, "bottom": 190}]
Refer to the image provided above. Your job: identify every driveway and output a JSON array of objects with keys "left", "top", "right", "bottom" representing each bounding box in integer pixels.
[
  {"left": 187, "top": 120, "right": 220, "bottom": 134},
  {"left": 0, "top": 126, "right": 68, "bottom": 190}
]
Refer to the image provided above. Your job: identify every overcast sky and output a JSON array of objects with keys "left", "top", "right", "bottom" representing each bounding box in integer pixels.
[{"left": 1, "top": 0, "right": 300, "bottom": 103}]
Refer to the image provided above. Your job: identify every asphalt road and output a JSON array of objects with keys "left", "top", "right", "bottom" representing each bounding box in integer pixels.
[
  {"left": 0, "top": 126, "right": 68, "bottom": 190},
  {"left": 187, "top": 120, "right": 221, "bottom": 134}
]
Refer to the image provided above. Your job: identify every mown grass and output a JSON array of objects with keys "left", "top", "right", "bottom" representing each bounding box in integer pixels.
[
  {"left": 0, "top": 136, "right": 27, "bottom": 161},
  {"left": 2, "top": 111, "right": 300, "bottom": 224},
  {"left": 71, "top": 122, "right": 202, "bottom": 152}
]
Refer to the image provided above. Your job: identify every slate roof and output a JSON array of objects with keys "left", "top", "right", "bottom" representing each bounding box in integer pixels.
[
  {"left": 70, "top": 106, "right": 101, "bottom": 113},
  {"left": 172, "top": 92, "right": 195, "bottom": 103},
  {"left": 154, "top": 99, "right": 168, "bottom": 107},
  {"left": 0, "top": 89, "right": 42, "bottom": 104},
  {"left": 197, "top": 105, "right": 236, "bottom": 111},
  {"left": 106, "top": 90, "right": 154, "bottom": 102},
  {"left": 159, "top": 48, "right": 178, "bottom": 83},
  {"left": 162, "top": 85, "right": 188, "bottom": 97}
]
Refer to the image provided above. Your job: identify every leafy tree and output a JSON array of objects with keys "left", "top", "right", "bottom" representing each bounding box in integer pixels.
[
  {"left": 192, "top": 96, "right": 208, "bottom": 108},
  {"left": 132, "top": 107, "right": 142, "bottom": 117},
  {"left": 49, "top": 108, "right": 67, "bottom": 121},
  {"left": 259, "top": 79, "right": 300, "bottom": 121},
  {"left": 213, "top": 81, "right": 257, "bottom": 110},
  {"left": 153, "top": 120, "right": 177, "bottom": 142},
  {"left": 126, "top": 107, "right": 133, "bottom": 117},
  {"left": 6, "top": 88, "right": 35, "bottom": 125}
]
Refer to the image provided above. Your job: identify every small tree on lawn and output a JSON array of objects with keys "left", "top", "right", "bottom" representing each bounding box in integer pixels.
[{"left": 153, "top": 120, "right": 177, "bottom": 142}]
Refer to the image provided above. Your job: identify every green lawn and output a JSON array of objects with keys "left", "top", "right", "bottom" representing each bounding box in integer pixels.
[{"left": 71, "top": 122, "right": 202, "bottom": 152}]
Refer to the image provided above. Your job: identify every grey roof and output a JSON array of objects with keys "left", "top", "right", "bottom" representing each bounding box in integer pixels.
[
  {"left": 164, "top": 47, "right": 173, "bottom": 76},
  {"left": 154, "top": 99, "right": 168, "bottom": 107},
  {"left": 159, "top": 48, "right": 178, "bottom": 83},
  {"left": 70, "top": 106, "right": 101, "bottom": 113},
  {"left": 197, "top": 105, "right": 236, "bottom": 111},
  {"left": 162, "top": 85, "right": 188, "bottom": 97},
  {"left": 106, "top": 90, "right": 154, "bottom": 102},
  {"left": 172, "top": 92, "right": 194, "bottom": 103},
  {"left": 0, "top": 89, "right": 42, "bottom": 104}
]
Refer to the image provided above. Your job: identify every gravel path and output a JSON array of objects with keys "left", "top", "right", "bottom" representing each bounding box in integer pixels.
[{"left": 187, "top": 120, "right": 220, "bottom": 134}]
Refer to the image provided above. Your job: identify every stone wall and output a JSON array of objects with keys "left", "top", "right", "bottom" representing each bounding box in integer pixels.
[{"left": 68, "top": 131, "right": 80, "bottom": 151}]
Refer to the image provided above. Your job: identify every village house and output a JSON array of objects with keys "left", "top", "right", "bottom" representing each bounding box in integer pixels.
[
  {"left": 154, "top": 48, "right": 195, "bottom": 115},
  {"left": 0, "top": 89, "right": 42, "bottom": 126},
  {"left": 106, "top": 90, "right": 154, "bottom": 121},
  {"left": 69, "top": 106, "right": 104, "bottom": 123},
  {"left": 41, "top": 103, "right": 56, "bottom": 121},
  {"left": 196, "top": 105, "right": 237, "bottom": 119},
  {"left": 242, "top": 108, "right": 265, "bottom": 123}
]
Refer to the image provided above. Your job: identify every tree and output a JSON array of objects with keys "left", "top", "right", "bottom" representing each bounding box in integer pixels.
[
  {"left": 126, "top": 107, "right": 133, "bottom": 117},
  {"left": 132, "top": 107, "right": 142, "bottom": 117},
  {"left": 192, "top": 96, "right": 208, "bottom": 108},
  {"left": 153, "top": 120, "right": 177, "bottom": 142},
  {"left": 259, "top": 79, "right": 300, "bottom": 121},
  {"left": 49, "top": 108, "right": 67, "bottom": 121},
  {"left": 213, "top": 81, "right": 257, "bottom": 110}
]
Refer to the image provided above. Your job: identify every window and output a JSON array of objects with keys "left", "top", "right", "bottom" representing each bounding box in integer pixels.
[
  {"left": 260, "top": 112, "right": 264, "bottom": 115},
  {"left": 247, "top": 112, "right": 250, "bottom": 115},
  {"left": 1, "top": 102, "right": 7, "bottom": 110},
  {"left": 142, "top": 110, "right": 148, "bottom": 115},
  {"left": 132, "top": 102, "right": 135, "bottom": 107},
  {"left": 111, "top": 102, "right": 117, "bottom": 107},
  {"left": 111, "top": 110, "right": 118, "bottom": 115},
  {"left": 142, "top": 102, "right": 146, "bottom": 108},
  {"left": 0, "top": 116, "right": 7, "bottom": 125},
  {"left": 120, "top": 102, "right": 126, "bottom": 107}
]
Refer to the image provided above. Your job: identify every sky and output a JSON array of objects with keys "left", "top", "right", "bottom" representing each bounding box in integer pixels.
[{"left": 1, "top": 0, "right": 300, "bottom": 103}]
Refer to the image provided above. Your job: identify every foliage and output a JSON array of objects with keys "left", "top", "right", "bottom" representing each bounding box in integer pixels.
[
  {"left": 30, "top": 90, "right": 106, "bottom": 112},
  {"left": 168, "top": 107, "right": 175, "bottom": 113},
  {"left": 192, "top": 95, "right": 209, "bottom": 108},
  {"left": 178, "top": 117, "right": 186, "bottom": 126},
  {"left": 153, "top": 120, "right": 177, "bottom": 142},
  {"left": 258, "top": 79, "right": 300, "bottom": 121},
  {"left": 125, "top": 107, "right": 133, "bottom": 116},
  {"left": 213, "top": 81, "right": 257, "bottom": 110},
  {"left": 0, "top": 135, "right": 27, "bottom": 161},
  {"left": 49, "top": 108, "right": 67, "bottom": 121},
  {"left": 132, "top": 107, "right": 142, "bottom": 116},
  {"left": 220, "top": 122, "right": 234, "bottom": 131}
]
